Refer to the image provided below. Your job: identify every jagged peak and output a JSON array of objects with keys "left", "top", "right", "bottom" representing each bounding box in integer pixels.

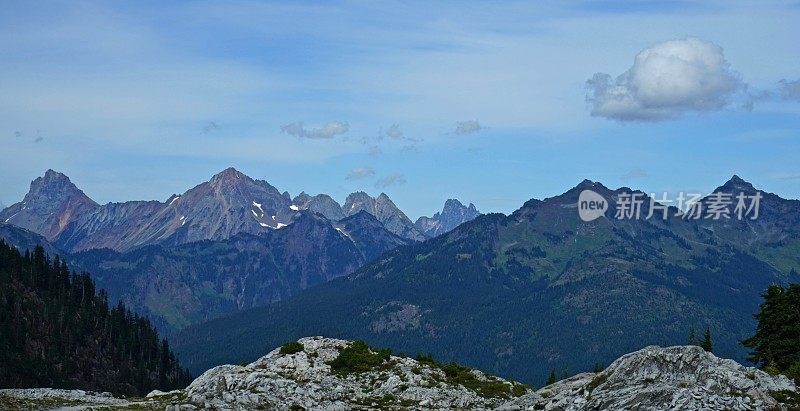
[
  {"left": 443, "top": 198, "right": 465, "bottom": 208},
  {"left": 209, "top": 167, "right": 247, "bottom": 184},
  {"left": 33, "top": 169, "right": 74, "bottom": 187},
  {"left": 26, "top": 169, "right": 95, "bottom": 204},
  {"left": 720, "top": 174, "right": 756, "bottom": 191}
]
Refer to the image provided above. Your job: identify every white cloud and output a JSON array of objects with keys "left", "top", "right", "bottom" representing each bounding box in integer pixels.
[
  {"left": 346, "top": 166, "right": 375, "bottom": 180},
  {"left": 281, "top": 121, "right": 350, "bottom": 139},
  {"left": 452, "top": 120, "right": 484, "bottom": 135},
  {"left": 374, "top": 173, "right": 406, "bottom": 189},
  {"left": 778, "top": 79, "right": 800, "bottom": 101},
  {"left": 586, "top": 37, "right": 746, "bottom": 121}
]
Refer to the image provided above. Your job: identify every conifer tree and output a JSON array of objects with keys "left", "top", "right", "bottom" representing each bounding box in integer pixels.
[
  {"left": 701, "top": 327, "right": 713, "bottom": 353},
  {"left": 546, "top": 370, "right": 556, "bottom": 385}
]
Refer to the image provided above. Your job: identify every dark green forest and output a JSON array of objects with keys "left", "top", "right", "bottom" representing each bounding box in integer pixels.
[{"left": 0, "top": 241, "right": 192, "bottom": 396}]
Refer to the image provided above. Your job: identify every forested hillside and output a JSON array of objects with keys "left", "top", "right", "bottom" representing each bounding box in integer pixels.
[{"left": 0, "top": 241, "right": 191, "bottom": 396}]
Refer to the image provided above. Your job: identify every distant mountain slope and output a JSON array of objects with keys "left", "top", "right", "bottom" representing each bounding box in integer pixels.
[
  {"left": 0, "top": 223, "right": 62, "bottom": 257},
  {"left": 0, "top": 170, "right": 98, "bottom": 240},
  {"left": 334, "top": 211, "right": 414, "bottom": 261},
  {"left": 174, "top": 177, "right": 800, "bottom": 385},
  {"left": 0, "top": 242, "right": 191, "bottom": 396},
  {"left": 71, "top": 212, "right": 369, "bottom": 332},
  {"left": 416, "top": 199, "right": 480, "bottom": 237},
  {"left": 344, "top": 192, "right": 427, "bottom": 241}
]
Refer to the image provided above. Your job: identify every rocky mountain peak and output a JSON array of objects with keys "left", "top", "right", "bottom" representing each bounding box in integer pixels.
[
  {"left": 28, "top": 169, "right": 88, "bottom": 199},
  {"left": 0, "top": 170, "right": 98, "bottom": 239},
  {"left": 342, "top": 192, "right": 425, "bottom": 241},
  {"left": 416, "top": 198, "right": 481, "bottom": 238},
  {"left": 718, "top": 174, "right": 758, "bottom": 194},
  {"left": 293, "top": 193, "right": 345, "bottom": 221},
  {"left": 209, "top": 167, "right": 248, "bottom": 187}
]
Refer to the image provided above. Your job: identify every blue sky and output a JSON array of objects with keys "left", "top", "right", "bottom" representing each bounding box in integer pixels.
[{"left": 1, "top": 0, "right": 799, "bottom": 218}]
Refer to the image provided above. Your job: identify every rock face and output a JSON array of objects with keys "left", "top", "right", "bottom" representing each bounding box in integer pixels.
[
  {"left": 2, "top": 341, "right": 797, "bottom": 410},
  {"left": 508, "top": 345, "right": 797, "bottom": 411},
  {"left": 343, "top": 192, "right": 427, "bottom": 241},
  {"left": 292, "top": 192, "right": 346, "bottom": 221},
  {"left": 72, "top": 212, "right": 368, "bottom": 331},
  {"left": 0, "top": 170, "right": 98, "bottom": 240},
  {"left": 416, "top": 199, "right": 480, "bottom": 238}
]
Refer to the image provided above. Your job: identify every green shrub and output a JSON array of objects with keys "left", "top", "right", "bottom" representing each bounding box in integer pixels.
[
  {"left": 279, "top": 341, "right": 305, "bottom": 355},
  {"left": 587, "top": 372, "right": 609, "bottom": 392},
  {"left": 770, "top": 390, "right": 800, "bottom": 406},
  {"left": 786, "top": 360, "right": 800, "bottom": 385},
  {"left": 327, "top": 340, "right": 391, "bottom": 374},
  {"left": 414, "top": 352, "right": 527, "bottom": 398}
]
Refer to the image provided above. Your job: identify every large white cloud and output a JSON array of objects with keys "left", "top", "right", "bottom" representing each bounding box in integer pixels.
[{"left": 586, "top": 37, "right": 746, "bottom": 121}]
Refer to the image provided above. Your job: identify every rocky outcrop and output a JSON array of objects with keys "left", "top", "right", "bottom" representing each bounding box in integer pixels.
[
  {"left": 181, "top": 336, "right": 526, "bottom": 410},
  {"left": 3, "top": 341, "right": 796, "bottom": 410},
  {"left": 507, "top": 345, "right": 797, "bottom": 411}
]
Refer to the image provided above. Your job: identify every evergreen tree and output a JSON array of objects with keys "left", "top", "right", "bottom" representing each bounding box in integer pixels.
[
  {"left": 700, "top": 327, "right": 713, "bottom": 352},
  {"left": 742, "top": 283, "right": 800, "bottom": 383},
  {"left": 545, "top": 370, "right": 556, "bottom": 385},
  {"left": 687, "top": 325, "right": 697, "bottom": 346}
]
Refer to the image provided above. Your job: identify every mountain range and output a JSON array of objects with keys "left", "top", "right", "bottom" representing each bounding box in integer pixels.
[
  {"left": 1, "top": 168, "right": 478, "bottom": 252},
  {"left": 0, "top": 169, "right": 480, "bottom": 333},
  {"left": 173, "top": 176, "right": 800, "bottom": 385}
]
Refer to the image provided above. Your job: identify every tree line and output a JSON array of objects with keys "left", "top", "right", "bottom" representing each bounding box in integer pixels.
[{"left": 0, "top": 241, "right": 192, "bottom": 396}]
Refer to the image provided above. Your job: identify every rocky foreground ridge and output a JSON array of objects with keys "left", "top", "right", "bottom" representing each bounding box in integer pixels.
[{"left": 1, "top": 337, "right": 797, "bottom": 410}]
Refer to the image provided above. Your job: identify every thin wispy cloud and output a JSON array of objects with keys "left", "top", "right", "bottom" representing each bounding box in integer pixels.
[
  {"left": 281, "top": 121, "right": 350, "bottom": 139},
  {"left": 620, "top": 168, "right": 648, "bottom": 181},
  {"left": 452, "top": 120, "right": 485, "bottom": 135},
  {"left": 346, "top": 166, "right": 375, "bottom": 180},
  {"left": 778, "top": 79, "right": 800, "bottom": 101},
  {"left": 386, "top": 124, "right": 404, "bottom": 140},
  {"left": 374, "top": 173, "right": 406, "bottom": 189},
  {"left": 202, "top": 121, "right": 219, "bottom": 134},
  {"left": 586, "top": 37, "right": 746, "bottom": 121}
]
